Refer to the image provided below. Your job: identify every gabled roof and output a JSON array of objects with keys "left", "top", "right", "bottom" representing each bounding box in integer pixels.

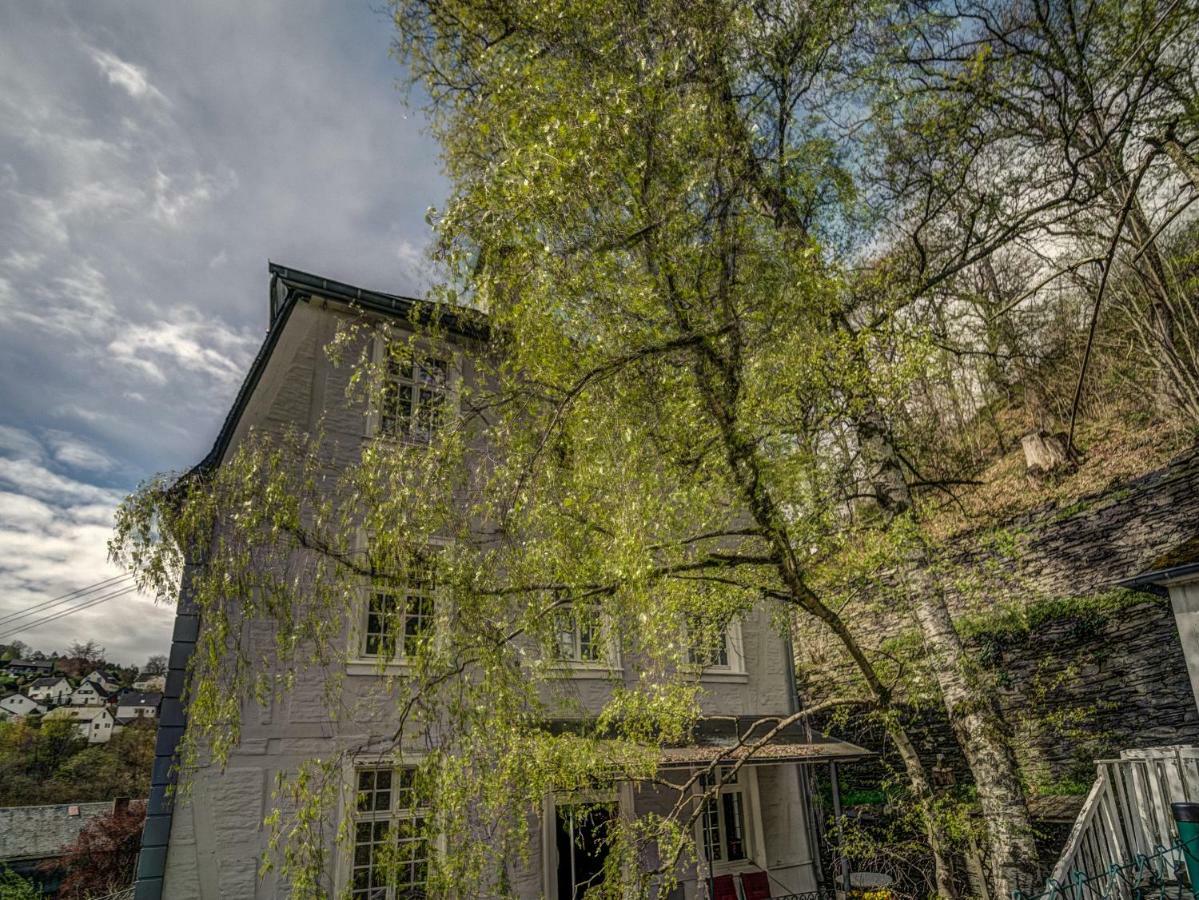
[
  {"left": 9, "top": 658, "right": 53, "bottom": 669},
  {"left": 195, "top": 263, "right": 488, "bottom": 475},
  {"left": 0, "top": 801, "right": 116, "bottom": 863},
  {"left": 28, "top": 676, "right": 68, "bottom": 688},
  {"left": 117, "top": 691, "right": 162, "bottom": 707}
]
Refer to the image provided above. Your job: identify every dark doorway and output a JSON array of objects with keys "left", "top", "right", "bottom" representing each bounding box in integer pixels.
[{"left": 555, "top": 803, "right": 613, "bottom": 899}]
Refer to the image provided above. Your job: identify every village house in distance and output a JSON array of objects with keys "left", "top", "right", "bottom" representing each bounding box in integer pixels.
[{"left": 134, "top": 265, "right": 873, "bottom": 900}]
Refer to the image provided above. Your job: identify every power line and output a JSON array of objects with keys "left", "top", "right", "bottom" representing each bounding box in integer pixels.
[
  {"left": 0, "top": 573, "right": 133, "bottom": 628},
  {"left": 0, "top": 585, "right": 138, "bottom": 641},
  {"left": 0, "top": 585, "right": 141, "bottom": 642}
]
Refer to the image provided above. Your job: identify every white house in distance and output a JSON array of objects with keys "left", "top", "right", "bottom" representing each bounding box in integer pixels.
[
  {"left": 84, "top": 670, "right": 121, "bottom": 694},
  {"left": 45, "top": 706, "right": 115, "bottom": 744},
  {"left": 0, "top": 694, "right": 46, "bottom": 721},
  {"left": 115, "top": 691, "right": 161, "bottom": 721},
  {"left": 69, "top": 681, "right": 110, "bottom": 707},
  {"left": 25, "top": 677, "right": 72, "bottom": 705},
  {"left": 132, "top": 673, "right": 166, "bottom": 693}
]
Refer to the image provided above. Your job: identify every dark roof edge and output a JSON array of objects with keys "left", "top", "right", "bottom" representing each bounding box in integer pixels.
[
  {"left": 1117, "top": 561, "right": 1199, "bottom": 591},
  {"left": 191, "top": 271, "right": 301, "bottom": 474},
  {"left": 191, "top": 262, "right": 488, "bottom": 477},
  {"left": 267, "top": 262, "right": 488, "bottom": 340}
]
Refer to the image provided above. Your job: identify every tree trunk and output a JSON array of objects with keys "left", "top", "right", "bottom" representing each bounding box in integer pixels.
[
  {"left": 679, "top": 337, "right": 961, "bottom": 896},
  {"left": 851, "top": 408, "right": 1041, "bottom": 896},
  {"left": 907, "top": 568, "right": 1040, "bottom": 898},
  {"left": 1153, "top": 128, "right": 1199, "bottom": 193},
  {"left": 1020, "top": 430, "right": 1072, "bottom": 480}
]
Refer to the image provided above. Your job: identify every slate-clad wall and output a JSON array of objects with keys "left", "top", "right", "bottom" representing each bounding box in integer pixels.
[{"left": 797, "top": 448, "right": 1199, "bottom": 783}]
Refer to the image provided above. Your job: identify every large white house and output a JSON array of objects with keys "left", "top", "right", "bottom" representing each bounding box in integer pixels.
[
  {"left": 44, "top": 706, "right": 115, "bottom": 744},
  {"left": 25, "top": 677, "right": 71, "bottom": 705},
  {"left": 134, "top": 266, "right": 868, "bottom": 900},
  {"left": 69, "top": 681, "right": 109, "bottom": 707},
  {"left": 0, "top": 694, "right": 46, "bottom": 720}
]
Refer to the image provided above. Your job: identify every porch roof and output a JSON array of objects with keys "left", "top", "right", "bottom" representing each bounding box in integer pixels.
[
  {"left": 658, "top": 715, "right": 873, "bottom": 768},
  {"left": 547, "top": 715, "right": 872, "bottom": 768}
]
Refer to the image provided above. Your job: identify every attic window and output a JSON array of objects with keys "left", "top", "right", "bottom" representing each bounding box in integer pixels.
[{"left": 379, "top": 348, "right": 449, "bottom": 443}]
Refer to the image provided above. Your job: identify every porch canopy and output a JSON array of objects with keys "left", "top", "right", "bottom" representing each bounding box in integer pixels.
[
  {"left": 658, "top": 715, "right": 873, "bottom": 769},
  {"left": 546, "top": 715, "right": 872, "bottom": 769}
]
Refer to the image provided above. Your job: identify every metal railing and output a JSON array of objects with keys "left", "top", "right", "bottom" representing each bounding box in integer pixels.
[
  {"left": 1016, "top": 836, "right": 1195, "bottom": 900},
  {"left": 1032, "top": 747, "right": 1199, "bottom": 899}
]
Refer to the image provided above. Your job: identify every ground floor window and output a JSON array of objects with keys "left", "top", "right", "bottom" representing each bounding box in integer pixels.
[
  {"left": 555, "top": 802, "right": 614, "bottom": 900},
  {"left": 352, "top": 766, "right": 428, "bottom": 899}
]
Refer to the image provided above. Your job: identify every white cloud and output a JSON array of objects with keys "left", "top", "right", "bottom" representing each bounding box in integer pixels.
[
  {"left": 0, "top": 434, "right": 173, "bottom": 665},
  {"left": 0, "top": 1, "right": 450, "bottom": 662},
  {"left": 88, "top": 47, "right": 168, "bottom": 104},
  {"left": 108, "top": 313, "right": 258, "bottom": 386},
  {"left": 46, "top": 431, "right": 117, "bottom": 473}
]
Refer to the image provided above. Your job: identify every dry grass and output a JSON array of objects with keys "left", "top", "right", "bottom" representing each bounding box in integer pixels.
[{"left": 925, "top": 398, "right": 1196, "bottom": 542}]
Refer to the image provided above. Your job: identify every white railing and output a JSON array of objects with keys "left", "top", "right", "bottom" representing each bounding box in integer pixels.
[{"left": 1045, "top": 746, "right": 1199, "bottom": 896}]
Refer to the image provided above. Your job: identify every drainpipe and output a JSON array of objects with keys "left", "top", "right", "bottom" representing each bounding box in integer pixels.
[{"left": 830, "top": 761, "right": 850, "bottom": 895}]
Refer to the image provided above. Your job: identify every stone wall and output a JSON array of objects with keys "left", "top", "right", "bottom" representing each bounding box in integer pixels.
[{"left": 797, "top": 447, "right": 1199, "bottom": 786}]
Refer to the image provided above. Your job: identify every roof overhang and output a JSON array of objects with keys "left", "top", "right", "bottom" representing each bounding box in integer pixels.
[{"left": 547, "top": 715, "right": 873, "bottom": 770}]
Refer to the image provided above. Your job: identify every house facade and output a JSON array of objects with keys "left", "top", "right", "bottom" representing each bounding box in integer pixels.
[
  {"left": 135, "top": 265, "right": 865, "bottom": 900},
  {"left": 26, "top": 676, "right": 72, "bottom": 704},
  {"left": 0, "top": 694, "right": 46, "bottom": 720},
  {"left": 69, "top": 681, "right": 109, "bottom": 707},
  {"left": 116, "top": 691, "right": 162, "bottom": 721},
  {"left": 45, "top": 706, "right": 115, "bottom": 743},
  {"left": 133, "top": 673, "right": 167, "bottom": 693}
]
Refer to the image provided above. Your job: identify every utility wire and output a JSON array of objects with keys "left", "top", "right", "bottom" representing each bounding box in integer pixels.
[
  {"left": 0, "top": 585, "right": 140, "bottom": 641},
  {"left": 0, "top": 573, "right": 133, "bottom": 628}
]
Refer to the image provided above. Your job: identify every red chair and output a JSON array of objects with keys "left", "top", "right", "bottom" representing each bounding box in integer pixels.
[
  {"left": 712, "top": 874, "right": 739, "bottom": 900},
  {"left": 741, "top": 871, "right": 771, "bottom": 900}
]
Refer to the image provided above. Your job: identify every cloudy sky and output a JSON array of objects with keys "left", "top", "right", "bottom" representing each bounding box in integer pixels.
[{"left": 0, "top": 1, "right": 447, "bottom": 665}]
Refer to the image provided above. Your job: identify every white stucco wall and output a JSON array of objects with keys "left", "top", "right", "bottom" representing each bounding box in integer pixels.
[
  {"left": 1168, "top": 578, "right": 1199, "bottom": 716},
  {"left": 159, "top": 297, "right": 818, "bottom": 899}
]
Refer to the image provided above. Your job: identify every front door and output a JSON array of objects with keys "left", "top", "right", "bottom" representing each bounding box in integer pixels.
[{"left": 555, "top": 803, "right": 612, "bottom": 899}]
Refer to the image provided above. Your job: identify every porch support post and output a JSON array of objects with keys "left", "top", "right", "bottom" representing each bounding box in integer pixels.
[{"left": 830, "top": 761, "right": 850, "bottom": 894}]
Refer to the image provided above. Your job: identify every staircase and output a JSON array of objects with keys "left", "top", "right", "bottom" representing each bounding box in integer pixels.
[{"left": 1039, "top": 747, "right": 1199, "bottom": 897}]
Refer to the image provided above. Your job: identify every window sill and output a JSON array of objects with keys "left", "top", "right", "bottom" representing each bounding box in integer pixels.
[
  {"left": 546, "top": 664, "right": 624, "bottom": 680},
  {"left": 346, "top": 659, "right": 416, "bottom": 677},
  {"left": 697, "top": 669, "right": 749, "bottom": 684}
]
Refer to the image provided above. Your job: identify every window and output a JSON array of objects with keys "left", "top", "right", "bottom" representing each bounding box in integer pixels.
[
  {"left": 379, "top": 348, "right": 450, "bottom": 443},
  {"left": 553, "top": 606, "right": 603, "bottom": 664},
  {"left": 686, "top": 616, "right": 732, "bottom": 670},
  {"left": 699, "top": 769, "right": 748, "bottom": 864},
  {"left": 363, "top": 554, "right": 436, "bottom": 660},
  {"left": 352, "top": 767, "right": 428, "bottom": 899}
]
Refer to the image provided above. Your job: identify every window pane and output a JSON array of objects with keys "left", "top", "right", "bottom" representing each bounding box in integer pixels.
[{"left": 722, "top": 792, "right": 746, "bottom": 861}]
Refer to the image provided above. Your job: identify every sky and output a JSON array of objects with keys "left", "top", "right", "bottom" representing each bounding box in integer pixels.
[{"left": 0, "top": 1, "right": 448, "bottom": 666}]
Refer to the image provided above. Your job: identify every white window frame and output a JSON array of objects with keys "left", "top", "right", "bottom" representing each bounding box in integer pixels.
[
  {"left": 340, "top": 760, "right": 433, "bottom": 900},
  {"left": 683, "top": 619, "right": 747, "bottom": 682},
  {"left": 693, "top": 766, "right": 767, "bottom": 876},
  {"left": 348, "top": 533, "right": 448, "bottom": 675},
  {"left": 366, "top": 335, "right": 461, "bottom": 445},
  {"left": 548, "top": 603, "right": 622, "bottom": 679}
]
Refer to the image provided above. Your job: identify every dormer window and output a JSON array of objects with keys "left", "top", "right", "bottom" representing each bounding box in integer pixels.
[{"left": 379, "top": 348, "right": 450, "bottom": 443}]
